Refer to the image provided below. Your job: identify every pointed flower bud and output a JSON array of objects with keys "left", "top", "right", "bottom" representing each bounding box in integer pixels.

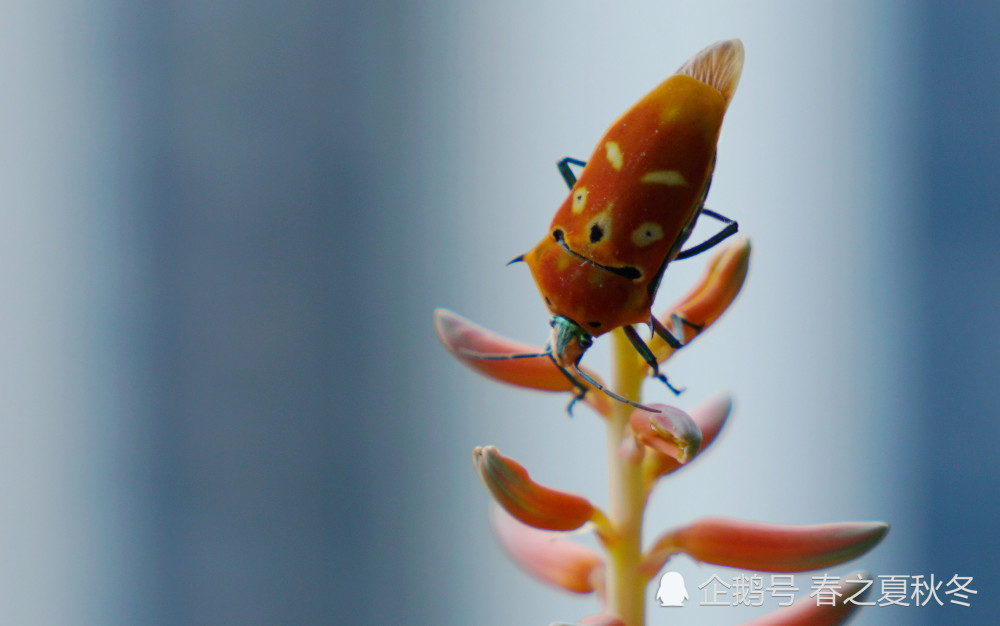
[
  {"left": 473, "top": 446, "right": 605, "bottom": 532},
  {"left": 434, "top": 309, "right": 612, "bottom": 415},
  {"left": 741, "top": 571, "right": 873, "bottom": 626},
  {"left": 651, "top": 238, "right": 750, "bottom": 363},
  {"left": 629, "top": 404, "right": 702, "bottom": 464},
  {"left": 493, "top": 508, "right": 603, "bottom": 594},
  {"left": 642, "top": 517, "right": 888, "bottom": 578}
]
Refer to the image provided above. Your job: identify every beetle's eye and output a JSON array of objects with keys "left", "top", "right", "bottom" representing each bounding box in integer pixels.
[
  {"left": 587, "top": 321, "right": 601, "bottom": 329},
  {"left": 552, "top": 228, "right": 564, "bottom": 242}
]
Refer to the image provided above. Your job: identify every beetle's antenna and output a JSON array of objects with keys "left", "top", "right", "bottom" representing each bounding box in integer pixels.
[
  {"left": 457, "top": 347, "right": 550, "bottom": 360},
  {"left": 459, "top": 347, "right": 660, "bottom": 414},
  {"left": 573, "top": 365, "right": 660, "bottom": 413}
]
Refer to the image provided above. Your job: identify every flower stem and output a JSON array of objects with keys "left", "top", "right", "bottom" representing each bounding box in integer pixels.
[{"left": 604, "top": 328, "right": 646, "bottom": 625}]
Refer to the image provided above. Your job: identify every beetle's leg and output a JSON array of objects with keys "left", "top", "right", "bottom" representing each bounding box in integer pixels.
[
  {"left": 565, "top": 393, "right": 585, "bottom": 416},
  {"left": 550, "top": 353, "right": 661, "bottom": 414},
  {"left": 624, "top": 325, "right": 684, "bottom": 396},
  {"left": 672, "top": 313, "right": 704, "bottom": 341},
  {"left": 650, "top": 314, "right": 703, "bottom": 350},
  {"left": 548, "top": 356, "right": 589, "bottom": 417},
  {"left": 650, "top": 315, "right": 683, "bottom": 349},
  {"left": 675, "top": 209, "right": 738, "bottom": 260},
  {"left": 557, "top": 157, "right": 587, "bottom": 189},
  {"left": 573, "top": 364, "right": 662, "bottom": 411},
  {"left": 460, "top": 347, "right": 594, "bottom": 415}
]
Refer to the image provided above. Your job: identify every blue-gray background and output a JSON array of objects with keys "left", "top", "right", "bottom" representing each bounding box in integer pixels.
[{"left": 1, "top": 1, "right": 996, "bottom": 624}]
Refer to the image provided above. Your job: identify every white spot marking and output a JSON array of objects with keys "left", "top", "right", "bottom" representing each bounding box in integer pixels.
[
  {"left": 571, "top": 187, "right": 588, "bottom": 214},
  {"left": 641, "top": 170, "right": 688, "bottom": 186},
  {"left": 631, "top": 222, "right": 664, "bottom": 247},
  {"left": 605, "top": 141, "right": 623, "bottom": 171}
]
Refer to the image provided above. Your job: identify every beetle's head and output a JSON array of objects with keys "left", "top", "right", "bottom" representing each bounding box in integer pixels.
[{"left": 548, "top": 315, "right": 593, "bottom": 368}]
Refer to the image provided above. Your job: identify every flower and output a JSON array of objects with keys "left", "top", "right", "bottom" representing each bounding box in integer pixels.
[
  {"left": 473, "top": 446, "right": 608, "bottom": 533},
  {"left": 629, "top": 404, "right": 702, "bottom": 465},
  {"left": 641, "top": 393, "right": 732, "bottom": 485},
  {"left": 492, "top": 508, "right": 604, "bottom": 594},
  {"left": 438, "top": 234, "right": 888, "bottom": 626},
  {"left": 641, "top": 518, "right": 888, "bottom": 579}
]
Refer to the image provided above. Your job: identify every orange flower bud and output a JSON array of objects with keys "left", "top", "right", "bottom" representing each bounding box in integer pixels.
[
  {"left": 651, "top": 238, "right": 750, "bottom": 363},
  {"left": 642, "top": 518, "right": 888, "bottom": 578},
  {"left": 492, "top": 508, "right": 603, "bottom": 594},
  {"left": 473, "top": 446, "right": 603, "bottom": 532},
  {"left": 740, "top": 571, "right": 873, "bottom": 626}
]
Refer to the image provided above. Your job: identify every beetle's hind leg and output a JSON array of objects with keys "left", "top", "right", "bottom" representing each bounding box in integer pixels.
[
  {"left": 556, "top": 157, "right": 587, "bottom": 189},
  {"left": 624, "top": 325, "right": 684, "bottom": 396},
  {"left": 675, "top": 208, "right": 738, "bottom": 260},
  {"left": 650, "top": 314, "right": 703, "bottom": 351}
]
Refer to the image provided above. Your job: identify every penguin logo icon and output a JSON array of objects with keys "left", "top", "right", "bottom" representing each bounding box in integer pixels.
[{"left": 655, "top": 571, "right": 689, "bottom": 607}]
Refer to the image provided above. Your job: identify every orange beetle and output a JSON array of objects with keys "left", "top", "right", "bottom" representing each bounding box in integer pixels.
[{"left": 493, "top": 40, "right": 744, "bottom": 410}]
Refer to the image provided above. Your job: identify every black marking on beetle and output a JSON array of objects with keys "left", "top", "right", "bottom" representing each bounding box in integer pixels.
[
  {"left": 552, "top": 229, "right": 642, "bottom": 281},
  {"left": 612, "top": 265, "right": 642, "bottom": 280},
  {"left": 589, "top": 223, "right": 604, "bottom": 243}
]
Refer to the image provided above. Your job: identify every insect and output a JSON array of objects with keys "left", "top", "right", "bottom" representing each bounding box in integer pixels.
[{"left": 475, "top": 40, "right": 744, "bottom": 411}]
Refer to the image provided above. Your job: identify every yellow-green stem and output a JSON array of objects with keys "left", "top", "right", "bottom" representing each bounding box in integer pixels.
[{"left": 605, "top": 328, "right": 646, "bottom": 625}]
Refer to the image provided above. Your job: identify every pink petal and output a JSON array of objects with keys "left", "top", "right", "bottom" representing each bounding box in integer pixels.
[
  {"left": 474, "top": 446, "right": 601, "bottom": 532},
  {"left": 434, "top": 309, "right": 612, "bottom": 414},
  {"left": 685, "top": 393, "right": 732, "bottom": 446},
  {"left": 643, "top": 518, "right": 888, "bottom": 578},
  {"left": 492, "top": 508, "right": 603, "bottom": 595},
  {"left": 740, "top": 571, "right": 873, "bottom": 626}
]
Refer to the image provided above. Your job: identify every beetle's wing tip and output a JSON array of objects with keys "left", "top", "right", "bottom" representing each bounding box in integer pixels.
[{"left": 676, "top": 39, "right": 744, "bottom": 107}]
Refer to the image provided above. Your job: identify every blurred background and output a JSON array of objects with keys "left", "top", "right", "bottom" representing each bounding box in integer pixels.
[{"left": 1, "top": 1, "right": 996, "bottom": 624}]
